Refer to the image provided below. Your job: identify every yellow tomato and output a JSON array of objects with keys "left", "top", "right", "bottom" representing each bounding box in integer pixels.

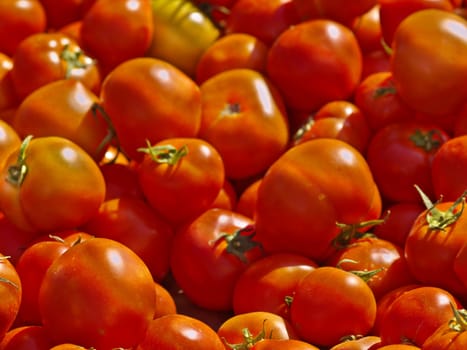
[{"left": 146, "top": 0, "right": 221, "bottom": 78}]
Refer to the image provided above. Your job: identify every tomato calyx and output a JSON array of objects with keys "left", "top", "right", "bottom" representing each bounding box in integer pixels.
[
  {"left": 373, "top": 85, "right": 396, "bottom": 98},
  {"left": 336, "top": 258, "right": 385, "bottom": 283},
  {"left": 415, "top": 184, "right": 466, "bottom": 231},
  {"left": 409, "top": 129, "right": 443, "bottom": 152},
  {"left": 292, "top": 113, "right": 315, "bottom": 144},
  {"left": 211, "top": 224, "right": 263, "bottom": 263},
  {"left": 60, "top": 44, "right": 94, "bottom": 79},
  {"left": 449, "top": 302, "right": 467, "bottom": 332},
  {"left": 221, "top": 102, "right": 242, "bottom": 117},
  {"left": 91, "top": 103, "right": 122, "bottom": 162},
  {"left": 6, "top": 134, "right": 33, "bottom": 187},
  {"left": 332, "top": 213, "right": 390, "bottom": 249},
  {"left": 222, "top": 319, "right": 270, "bottom": 350},
  {"left": 137, "top": 140, "right": 188, "bottom": 165}
]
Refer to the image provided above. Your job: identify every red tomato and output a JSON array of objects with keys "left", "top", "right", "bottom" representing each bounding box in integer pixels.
[
  {"left": 153, "top": 282, "right": 177, "bottom": 319},
  {"left": 0, "top": 136, "right": 106, "bottom": 233},
  {"left": 329, "top": 335, "right": 382, "bottom": 350},
  {"left": 431, "top": 135, "right": 467, "bottom": 201},
  {"left": 377, "top": 286, "right": 459, "bottom": 347},
  {"left": 100, "top": 57, "right": 202, "bottom": 161},
  {"left": 267, "top": 19, "right": 362, "bottom": 113},
  {"left": 170, "top": 208, "right": 262, "bottom": 311},
  {"left": 292, "top": 100, "right": 371, "bottom": 154},
  {"left": 404, "top": 190, "right": 467, "bottom": 297},
  {"left": 81, "top": 196, "right": 174, "bottom": 282},
  {"left": 224, "top": 0, "right": 302, "bottom": 46},
  {"left": 390, "top": 9, "right": 467, "bottom": 117},
  {"left": 80, "top": 0, "right": 154, "bottom": 75},
  {"left": 99, "top": 162, "right": 144, "bottom": 201},
  {"left": 422, "top": 306, "right": 467, "bottom": 349},
  {"left": 10, "top": 32, "right": 101, "bottom": 101},
  {"left": 251, "top": 338, "right": 320, "bottom": 350},
  {"left": 195, "top": 33, "right": 269, "bottom": 84},
  {"left": 0, "top": 120, "right": 21, "bottom": 171},
  {"left": 39, "top": 0, "right": 95, "bottom": 30},
  {"left": 326, "top": 236, "right": 416, "bottom": 300},
  {"left": 379, "top": 0, "right": 454, "bottom": 46},
  {"left": 375, "top": 345, "right": 421, "bottom": 350},
  {"left": 366, "top": 121, "right": 449, "bottom": 204},
  {"left": 217, "top": 311, "right": 298, "bottom": 347},
  {"left": 0, "top": 325, "right": 54, "bottom": 350},
  {"left": 136, "top": 314, "right": 225, "bottom": 350},
  {"left": 12, "top": 79, "right": 111, "bottom": 161},
  {"left": 352, "top": 5, "right": 384, "bottom": 53},
  {"left": 353, "top": 71, "right": 415, "bottom": 132},
  {"left": 255, "top": 138, "right": 382, "bottom": 263},
  {"left": 313, "top": 0, "right": 377, "bottom": 25},
  {"left": 235, "top": 178, "right": 262, "bottom": 220},
  {"left": 0, "top": 53, "right": 18, "bottom": 113},
  {"left": 290, "top": 266, "right": 377, "bottom": 348},
  {"left": 361, "top": 49, "right": 391, "bottom": 80},
  {"left": 0, "top": 0, "right": 47, "bottom": 56},
  {"left": 199, "top": 68, "right": 289, "bottom": 180},
  {"left": 49, "top": 345, "right": 88, "bottom": 350},
  {"left": 0, "top": 254, "right": 21, "bottom": 339},
  {"left": 136, "top": 137, "right": 225, "bottom": 226},
  {"left": 232, "top": 253, "right": 317, "bottom": 319},
  {"left": 39, "top": 237, "right": 156, "bottom": 349}
]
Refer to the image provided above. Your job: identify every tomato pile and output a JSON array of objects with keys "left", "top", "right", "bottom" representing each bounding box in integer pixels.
[{"left": 0, "top": 0, "right": 467, "bottom": 349}]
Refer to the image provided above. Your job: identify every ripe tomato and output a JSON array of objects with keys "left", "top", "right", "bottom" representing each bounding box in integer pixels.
[
  {"left": 390, "top": 9, "right": 467, "bottom": 117},
  {"left": 0, "top": 254, "right": 21, "bottom": 339},
  {"left": 195, "top": 33, "right": 269, "bottom": 84},
  {"left": 0, "top": 120, "right": 21, "bottom": 170},
  {"left": 404, "top": 190, "right": 467, "bottom": 297},
  {"left": 80, "top": 0, "right": 154, "bottom": 75},
  {"left": 255, "top": 138, "right": 382, "bottom": 263},
  {"left": 136, "top": 314, "right": 225, "bottom": 350},
  {"left": 292, "top": 100, "right": 371, "bottom": 154},
  {"left": 217, "top": 311, "right": 298, "bottom": 347},
  {"left": 351, "top": 5, "right": 384, "bottom": 54},
  {"left": 377, "top": 286, "right": 459, "bottom": 347},
  {"left": 422, "top": 306, "right": 467, "bottom": 349},
  {"left": 99, "top": 162, "right": 144, "bottom": 201},
  {"left": 199, "top": 68, "right": 289, "bottom": 180},
  {"left": 0, "top": 0, "right": 47, "bottom": 56},
  {"left": 209, "top": 179, "right": 238, "bottom": 211},
  {"left": 431, "top": 134, "right": 467, "bottom": 201},
  {"left": 232, "top": 253, "right": 317, "bottom": 319},
  {"left": 0, "top": 136, "right": 106, "bottom": 233},
  {"left": 170, "top": 208, "right": 262, "bottom": 311},
  {"left": 312, "top": 0, "right": 377, "bottom": 25},
  {"left": 81, "top": 196, "right": 174, "bottom": 282},
  {"left": 361, "top": 49, "right": 391, "bottom": 80},
  {"left": 235, "top": 178, "right": 262, "bottom": 219},
  {"left": 224, "top": 0, "right": 302, "bottom": 46},
  {"left": 147, "top": 0, "right": 221, "bottom": 78},
  {"left": 12, "top": 79, "right": 111, "bottom": 161},
  {"left": 353, "top": 71, "right": 414, "bottom": 132},
  {"left": 39, "top": 0, "right": 95, "bottom": 30},
  {"left": 366, "top": 121, "right": 450, "bottom": 204},
  {"left": 251, "top": 339, "right": 320, "bottom": 350},
  {"left": 153, "top": 282, "right": 177, "bottom": 319},
  {"left": 376, "top": 345, "right": 421, "bottom": 350},
  {"left": 379, "top": 0, "right": 454, "bottom": 46},
  {"left": 39, "top": 237, "right": 156, "bottom": 349},
  {"left": 329, "top": 335, "right": 382, "bottom": 350},
  {"left": 49, "top": 345, "right": 88, "bottom": 350},
  {"left": 10, "top": 32, "right": 101, "bottom": 101},
  {"left": 136, "top": 137, "right": 225, "bottom": 226},
  {"left": 0, "top": 53, "right": 18, "bottom": 113},
  {"left": 100, "top": 57, "right": 202, "bottom": 161},
  {"left": 289, "top": 266, "right": 377, "bottom": 348},
  {"left": 267, "top": 18, "right": 362, "bottom": 113},
  {"left": 0, "top": 325, "right": 54, "bottom": 350}
]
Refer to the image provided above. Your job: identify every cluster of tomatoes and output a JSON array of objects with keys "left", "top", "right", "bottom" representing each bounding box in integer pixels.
[{"left": 0, "top": 0, "right": 467, "bottom": 349}]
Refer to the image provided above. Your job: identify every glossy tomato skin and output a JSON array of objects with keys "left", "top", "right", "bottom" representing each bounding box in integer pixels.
[
  {"left": 251, "top": 339, "right": 320, "bottom": 350},
  {"left": 0, "top": 325, "right": 54, "bottom": 350},
  {"left": 431, "top": 135, "right": 467, "bottom": 202},
  {"left": 0, "top": 119, "right": 21, "bottom": 170},
  {"left": 366, "top": 121, "right": 449, "bottom": 204},
  {"left": 100, "top": 57, "right": 202, "bottom": 161},
  {"left": 81, "top": 196, "right": 174, "bottom": 282},
  {"left": 290, "top": 266, "right": 377, "bottom": 348},
  {"left": 232, "top": 253, "right": 317, "bottom": 319},
  {"left": 80, "top": 0, "right": 154, "bottom": 75},
  {"left": 351, "top": 5, "right": 384, "bottom": 54},
  {"left": 267, "top": 19, "right": 362, "bottom": 113},
  {"left": 293, "top": 100, "right": 371, "bottom": 154},
  {"left": 0, "top": 254, "right": 21, "bottom": 339},
  {"left": 10, "top": 32, "right": 101, "bottom": 101},
  {"left": 422, "top": 312, "right": 467, "bottom": 350},
  {"left": 12, "top": 79, "right": 110, "bottom": 161},
  {"left": 390, "top": 9, "right": 467, "bottom": 117},
  {"left": 313, "top": 0, "right": 378, "bottom": 25},
  {"left": 136, "top": 314, "right": 225, "bottom": 350},
  {"left": 195, "top": 33, "right": 269, "bottom": 84},
  {"left": 329, "top": 335, "right": 382, "bottom": 350},
  {"left": 199, "top": 68, "right": 289, "bottom": 180},
  {"left": 255, "top": 138, "right": 382, "bottom": 263},
  {"left": 0, "top": 53, "right": 19, "bottom": 114},
  {"left": 136, "top": 137, "right": 225, "bottom": 226},
  {"left": 40, "top": 0, "right": 95, "bottom": 30},
  {"left": 0, "top": 0, "right": 47, "bottom": 57},
  {"left": 0, "top": 136, "right": 106, "bottom": 233},
  {"left": 39, "top": 237, "right": 156, "bottom": 350},
  {"left": 217, "top": 311, "right": 298, "bottom": 345},
  {"left": 170, "top": 208, "right": 262, "bottom": 311},
  {"left": 377, "top": 286, "right": 459, "bottom": 347}
]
